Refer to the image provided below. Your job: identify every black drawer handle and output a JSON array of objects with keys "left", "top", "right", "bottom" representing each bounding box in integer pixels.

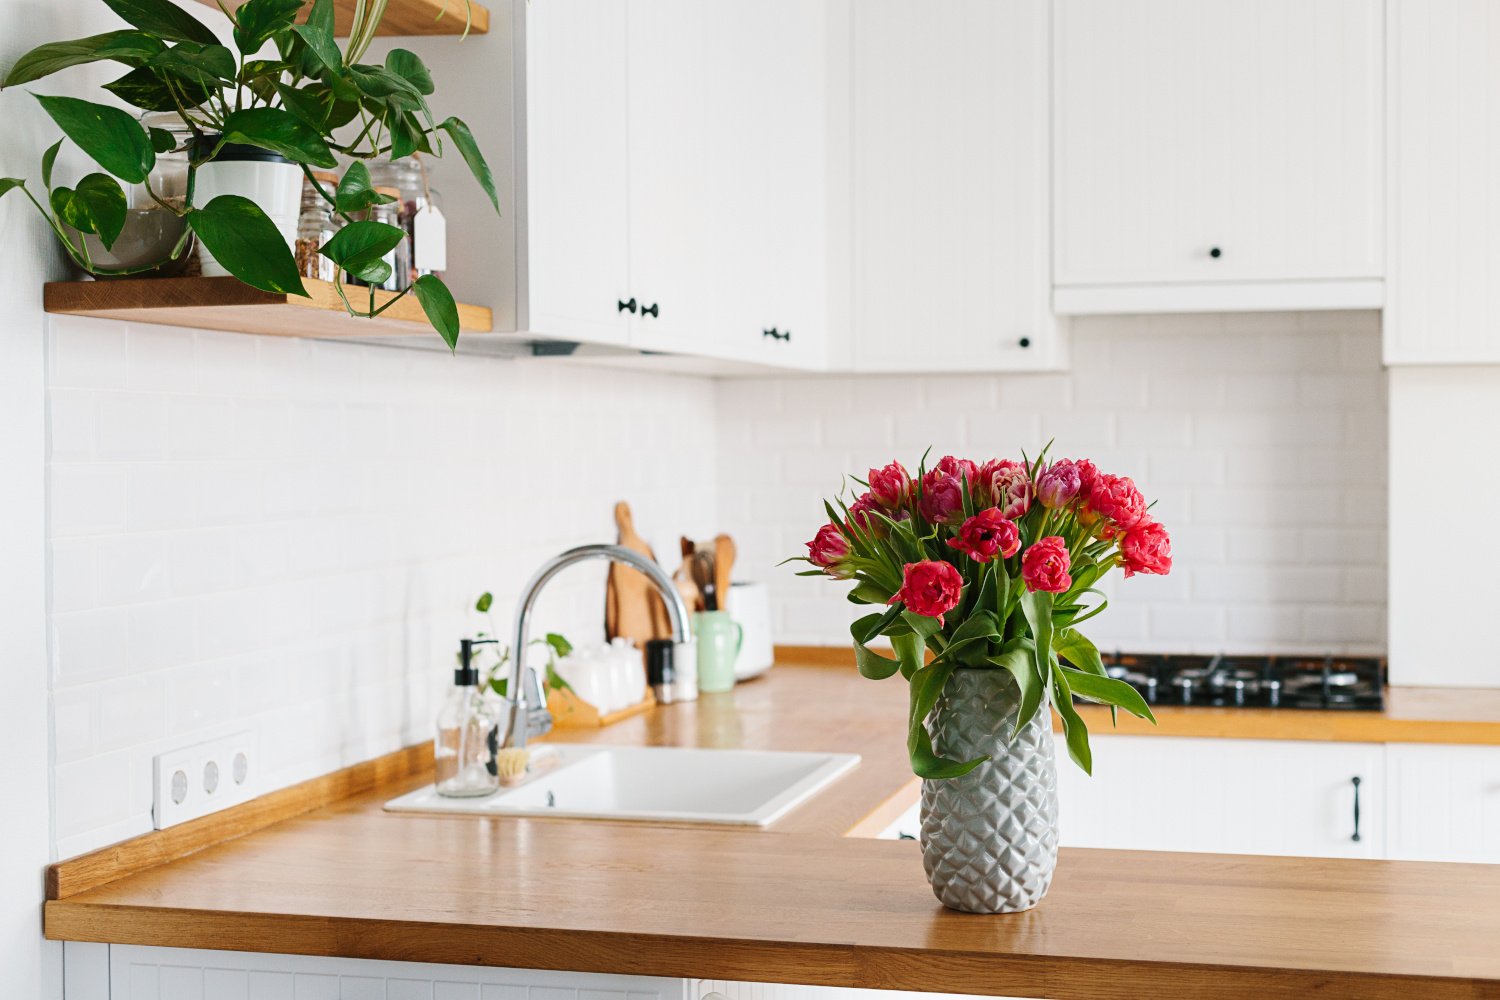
[
  {"left": 763, "top": 328, "right": 791, "bottom": 342},
  {"left": 1350, "top": 776, "right": 1362, "bottom": 842},
  {"left": 641, "top": 302, "right": 659, "bottom": 318},
  {"left": 617, "top": 297, "right": 637, "bottom": 314}
]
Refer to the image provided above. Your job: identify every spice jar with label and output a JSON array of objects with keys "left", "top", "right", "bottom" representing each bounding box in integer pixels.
[
  {"left": 367, "top": 156, "right": 448, "bottom": 281},
  {"left": 294, "top": 171, "right": 341, "bottom": 283}
]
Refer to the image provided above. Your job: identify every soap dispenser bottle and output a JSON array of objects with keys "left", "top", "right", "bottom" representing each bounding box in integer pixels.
[{"left": 435, "top": 638, "right": 503, "bottom": 798}]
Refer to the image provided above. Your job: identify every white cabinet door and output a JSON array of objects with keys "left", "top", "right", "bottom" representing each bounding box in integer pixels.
[
  {"left": 1385, "top": 744, "right": 1500, "bottom": 863},
  {"left": 109, "top": 946, "right": 690, "bottom": 1000},
  {"left": 1058, "top": 735, "right": 1384, "bottom": 859},
  {"left": 704, "top": 0, "right": 829, "bottom": 370},
  {"left": 523, "top": 0, "right": 632, "bottom": 346},
  {"left": 626, "top": 0, "right": 720, "bottom": 357},
  {"left": 849, "top": 0, "right": 1059, "bottom": 373},
  {"left": 1053, "top": 0, "right": 1384, "bottom": 303},
  {"left": 1386, "top": 0, "right": 1500, "bottom": 364}
]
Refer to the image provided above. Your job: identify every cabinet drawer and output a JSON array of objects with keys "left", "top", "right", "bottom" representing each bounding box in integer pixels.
[{"left": 1385, "top": 744, "right": 1500, "bottom": 863}]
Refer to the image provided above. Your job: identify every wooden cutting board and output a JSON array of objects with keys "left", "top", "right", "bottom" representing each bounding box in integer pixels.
[{"left": 604, "top": 502, "right": 673, "bottom": 644}]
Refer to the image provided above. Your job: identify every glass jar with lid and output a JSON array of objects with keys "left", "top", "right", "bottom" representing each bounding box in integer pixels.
[
  {"left": 367, "top": 156, "right": 447, "bottom": 280},
  {"left": 294, "top": 171, "right": 341, "bottom": 283}
]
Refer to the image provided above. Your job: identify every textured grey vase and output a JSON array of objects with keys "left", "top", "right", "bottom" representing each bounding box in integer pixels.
[{"left": 919, "top": 667, "right": 1059, "bottom": 913}]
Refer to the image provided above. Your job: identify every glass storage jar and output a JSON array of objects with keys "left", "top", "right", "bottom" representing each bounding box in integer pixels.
[
  {"left": 345, "top": 187, "right": 411, "bottom": 292},
  {"left": 294, "top": 171, "right": 341, "bottom": 282},
  {"left": 367, "top": 156, "right": 447, "bottom": 280}
]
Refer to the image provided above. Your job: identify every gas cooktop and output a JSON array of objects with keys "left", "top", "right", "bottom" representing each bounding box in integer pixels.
[{"left": 1093, "top": 652, "right": 1386, "bottom": 711}]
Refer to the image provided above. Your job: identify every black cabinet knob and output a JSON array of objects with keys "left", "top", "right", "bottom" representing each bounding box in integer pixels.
[
  {"left": 1209, "top": 246, "right": 1223, "bottom": 259},
  {"left": 617, "top": 297, "right": 637, "bottom": 314},
  {"left": 641, "top": 303, "right": 659, "bottom": 318},
  {"left": 1018, "top": 337, "right": 1031, "bottom": 348}
]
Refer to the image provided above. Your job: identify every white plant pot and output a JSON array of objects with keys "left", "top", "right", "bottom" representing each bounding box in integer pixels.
[{"left": 192, "top": 146, "right": 304, "bottom": 278}]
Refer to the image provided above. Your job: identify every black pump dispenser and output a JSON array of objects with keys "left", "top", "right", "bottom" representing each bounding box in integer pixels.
[{"left": 457, "top": 637, "right": 495, "bottom": 686}]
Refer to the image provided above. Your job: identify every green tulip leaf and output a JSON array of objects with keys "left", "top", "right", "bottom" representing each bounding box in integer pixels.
[
  {"left": 1, "top": 30, "right": 163, "bottom": 87},
  {"left": 1051, "top": 660, "right": 1093, "bottom": 775},
  {"left": 907, "top": 660, "right": 988, "bottom": 780},
  {"left": 436, "top": 116, "right": 498, "bottom": 214},
  {"left": 411, "top": 274, "right": 461, "bottom": 350},
  {"left": 384, "top": 48, "right": 434, "bottom": 96},
  {"left": 188, "top": 195, "right": 308, "bottom": 296},
  {"left": 101, "top": 0, "right": 218, "bottom": 45},
  {"left": 987, "top": 642, "right": 1044, "bottom": 736},
  {"left": 333, "top": 161, "right": 396, "bottom": 215},
  {"left": 1060, "top": 665, "right": 1156, "bottom": 724},
  {"left": 34, "top": 94, "right": 154, "bottom": 184},
  {"left": 232, "top": 0, "right": 306, "bottom": 54},
  {"left": 850, "top": 612, "right": 901, "bottom": 680},
  {"left": 219, "top": 107, "right": 337, "bottom": 168},
  {"left": 317, "top": 219, "right": 406, "bottom": 271}
]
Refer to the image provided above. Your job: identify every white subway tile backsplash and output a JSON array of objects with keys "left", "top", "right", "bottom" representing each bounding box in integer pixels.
[
  {"left": 719, "top": 317, "right": 1385, "bottom": 653},
  {"left": 96, "top": 392, "right": 169, "bottom": 460}
]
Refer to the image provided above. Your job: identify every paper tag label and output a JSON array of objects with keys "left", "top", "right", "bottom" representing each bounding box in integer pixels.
[{"left": 413, "top": 204, "right": 448, "bottom": 273}]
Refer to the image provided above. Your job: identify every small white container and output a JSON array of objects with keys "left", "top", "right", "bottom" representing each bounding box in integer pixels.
[
  {"left": 192, "top": 142, "right": 305, "bottom": 277},
  {"left": 730, "top": 581, "right": 775, "bottom": 680}
]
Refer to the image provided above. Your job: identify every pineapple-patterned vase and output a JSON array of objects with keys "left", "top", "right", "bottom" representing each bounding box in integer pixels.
[{"left": 919, "top": 667, "right": 1059, "bottom": 913}]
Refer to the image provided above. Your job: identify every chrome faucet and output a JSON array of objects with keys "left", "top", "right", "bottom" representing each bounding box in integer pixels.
[{"left": 501, "top": 543, "right": 692, "bottom": 750}]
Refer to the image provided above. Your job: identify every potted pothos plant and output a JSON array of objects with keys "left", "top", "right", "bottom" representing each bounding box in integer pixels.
[
  {"left": 0, "top": 0, "right": 495, "bottom": 349},
  {"left": 791, "top": 447, "right": 1171, "bottom": 914}
]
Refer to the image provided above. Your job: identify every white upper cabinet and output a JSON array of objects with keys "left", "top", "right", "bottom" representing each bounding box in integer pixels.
[
  {"left": 1386, "top": 0, "right": 1500, "bottom": 364},
  {"left": 1052, "top": 0, "right": 1385, "bottom": 314},
  {"left": 523, "top": 0, "right": 632, "bottom": 347},
  {"left": 848, "top": 0, "right": 1060, "bottom": 372},
  {"left": 519, "top": 0, "right": 829, "bottom": 370}
]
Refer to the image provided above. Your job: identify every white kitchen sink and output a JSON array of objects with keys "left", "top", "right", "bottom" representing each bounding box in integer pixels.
[{"left": 383, "top": 744, "right": 861, "bottom": 827}]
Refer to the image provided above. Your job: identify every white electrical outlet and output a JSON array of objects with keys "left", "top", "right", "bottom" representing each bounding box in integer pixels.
[{"left": 152, "top": 730, "right": 259, "bottom": 830}]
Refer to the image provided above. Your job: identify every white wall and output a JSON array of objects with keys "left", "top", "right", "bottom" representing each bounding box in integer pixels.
[
  {"left": 45, "top": 320, "right": 717, "bottom": 856},
  {"left": 717, "top": 312, "right": 1388, "bottom": 656},
  {"left": 1387, "top": 366, "right": 1500, "bottom": 687}
]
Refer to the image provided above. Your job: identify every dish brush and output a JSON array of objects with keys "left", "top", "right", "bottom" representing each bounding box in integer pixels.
[{"left": 495, "top": 745, "right": 561, "bottom": 786}]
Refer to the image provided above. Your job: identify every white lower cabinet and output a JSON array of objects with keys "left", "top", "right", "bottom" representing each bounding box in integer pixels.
[
  {"left": 104, "top": 948, "right": 690, "bottom": 1000},
  {"left": 1384, "top": 743, "right": 1500, "bottom": 863},
  {"left": 1057, "top": 735, "right": 1384, "bottom": 859}
]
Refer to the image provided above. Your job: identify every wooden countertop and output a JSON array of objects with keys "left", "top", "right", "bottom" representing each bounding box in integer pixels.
[{"left": 43, "top": 664, "right": 1500, "bottom": 1000}]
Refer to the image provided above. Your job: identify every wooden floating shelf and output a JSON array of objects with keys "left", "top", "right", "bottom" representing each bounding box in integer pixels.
[
  {"left": 193, "top": 0, "right": 489, "bottom": 37},
  {"left": 43, "top": 276, "right": 492, "bottom": 341}
]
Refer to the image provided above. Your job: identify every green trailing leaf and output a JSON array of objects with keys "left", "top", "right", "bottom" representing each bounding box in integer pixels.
[
  {"left": 1051, "top": 659, "right": 1092, "bottom": 775},
  {"left": 34, "top": 94, "right": 155, "bottom": 184},
  {"left": 219, "top": 107, "right": 337, "bottom": 168},
  {"left": 385, "top": 48, "right": 435, "bottom": 95},
  {"left": 544, "top": 632, "right": 572, "bottom": 658},
  {"left": 52, "top": 173, "right": 128, "bottom": 249},
  {"left": 147, "top": 127, "right": 177, "bottom": 154},
  {"left": 104, "top": 65, "right": 208, "bottom": 112},
  {"left": 437, "top": 116, "right": 499, "bottom": 214},
  {"left": 411, "top": 274, "right": 461, "bottom": 350},
  {"left": 318, "top": 219, "right": 406, "bottom": 272},
  {"left": 0, "top": 178, "right": 24, "bottom": 199},
  {"left": 349, "top": 63, "right": 425, "bottom": 103},
  {"left": 1061, "top": 666, "right": 1156, "bottom": 724},
  {"left": 907, "top": 660, "right": 988, "bottom": 779},
  {"left": 188, "top": 195, "right": 307, "bottom": 297},
  {"left": 1, "top": 30, "right": 163, "bottom": 87},
  {"left": 232, "top": 0, "right": 306, "bottom": 54},
  {"left": 148, "top": 42, "right": 237, "bottom": 89},
  {"left": 475, "top": 591, "right": 493, "bottom": 613},
  {"left": 101, "top": 0, "right": 218, "bottom": 45},
  {"left": 41, "top": 140, "right": 62, "bottom": 188},
  {"left": 850, "top": 612, "right": 901, "bottom": 680},
  {"left": 333, "top": 161, "right": 396, "bottom": 215},
  {"left": 350, "top": 258, "right": 392, "bottom": 286},
  {"left": 291, "top": 0, "right": 342, "bottom": 74},
  {"left": 386, "top": 109, "right": 432, "bottom": 159},
  {"left": 276, "top": 82, "right": 336, "bottom": 132}
]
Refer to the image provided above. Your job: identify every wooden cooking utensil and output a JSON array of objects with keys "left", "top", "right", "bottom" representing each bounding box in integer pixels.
[
  {"left": 604, "top": 502, "right": 673, "bottom": 643},
  {"left": 713, "top": 534, "right": 736, "bottom": 614}
]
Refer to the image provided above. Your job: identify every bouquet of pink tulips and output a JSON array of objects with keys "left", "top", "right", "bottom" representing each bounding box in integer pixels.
[{"left": 792, "top": 448, "right": 1170, "bottom": 778}]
